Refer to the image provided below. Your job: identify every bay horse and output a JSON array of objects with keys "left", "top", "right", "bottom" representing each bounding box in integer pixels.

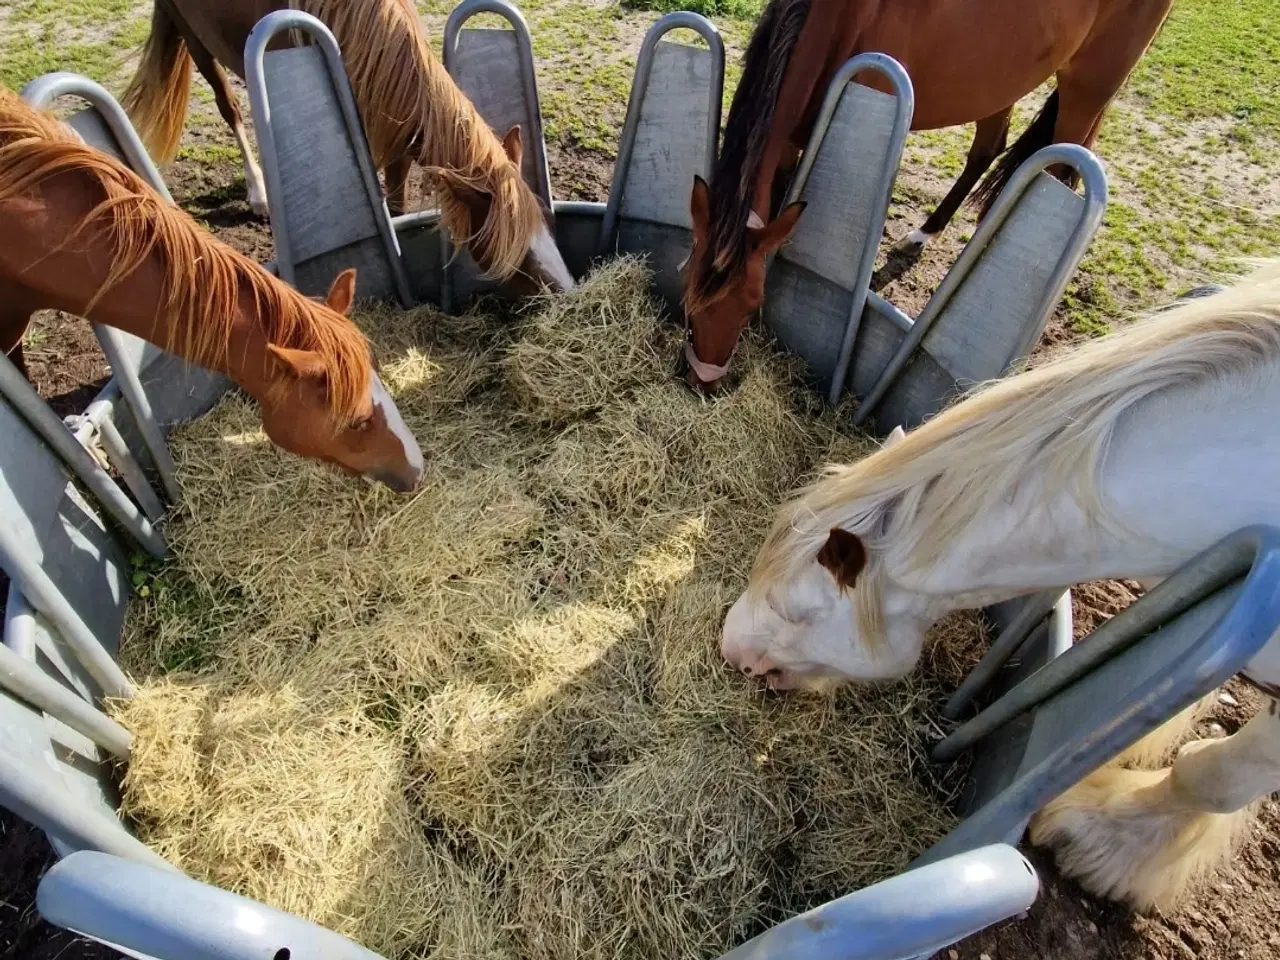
[
  {"left": 682, "top": 0, "right": 1174, "bottom": 390},
  {"left": 0, "top": 87, "right": 423, "bottom": 492},
  {"left": 120, "top": 0, "right": 574, "bottom": 294},
  {"left": 721, "top": 261, "right": 1280, "bottom": 911}
]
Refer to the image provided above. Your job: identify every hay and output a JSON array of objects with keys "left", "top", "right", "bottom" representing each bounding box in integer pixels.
[{"left": 113, "top": 258, "right": 983, "bottom": 959}]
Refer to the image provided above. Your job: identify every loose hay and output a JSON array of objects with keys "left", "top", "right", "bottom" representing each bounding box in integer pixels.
[{"left": 114, "top": 258, "right": 983, "bottom": 959}]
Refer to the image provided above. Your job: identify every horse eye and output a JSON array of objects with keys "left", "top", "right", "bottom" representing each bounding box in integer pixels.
[{"left": 350, "top": 415, "right": 373, "bottom": 432}]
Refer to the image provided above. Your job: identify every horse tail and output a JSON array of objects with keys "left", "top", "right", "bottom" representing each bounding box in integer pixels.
[
  {"left": 121, "top": 3, "right": 193, "bottom": 163},
  {"left": 970, "top": 89, "right": 1061, "bottom": 218}
]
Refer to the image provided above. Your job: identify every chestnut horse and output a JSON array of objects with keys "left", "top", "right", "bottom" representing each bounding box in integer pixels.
[
  {"left": 682, "top": 0, "right": 1174, "bottom": 390},
  {"left": 723, "top": 261, "right": 1280, "bottom": 911},
  {"left": 121, "top": 0, "right": 574, "bottom": 294},
  {"left": 0, "top": 88, "right": 423, "bottom": 492}
]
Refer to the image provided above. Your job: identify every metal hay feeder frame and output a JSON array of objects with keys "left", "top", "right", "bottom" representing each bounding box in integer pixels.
[{"left": 3, "top": 6, "right": 1279, "bottom": 960}]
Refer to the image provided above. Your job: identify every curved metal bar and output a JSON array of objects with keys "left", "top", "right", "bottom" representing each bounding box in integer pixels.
[
  {"left": 21, "top": 73, "right": 183, "bottom": 504},
  {"left": 444, "top": 0, "right": 553, "bottom": 207},
  {"left": 0, "top": 352, "right": 164, "bottom": 561},
  {"left": 599, "top": 11, "right": 725, "bottom": 255},
  {"left": 20, "top": 72, "right": 173, "bottom": 202},
  {"left": 776, "top": 53, "right": 914, "bottom": 406},
  {"left": 440, "top": 0, "right": 555, "bottom": 312},
  {"left": 941, "top": 589, "right": 1067, "bottom": 720},
  {"left": 244, "top": 10, "right": 413, "bottom": 306},
  {"left": 854, "top": 143, "right": 1108, "bottom": 427},
  {"left": 932, "top": 525, "right": 1280, "bottom": 763},
  {"left": 40, "top": 852, "right": 386, "bottom": 960},
  {"left": 714, "top": 844, "right": 1036, "bottom": 960}
]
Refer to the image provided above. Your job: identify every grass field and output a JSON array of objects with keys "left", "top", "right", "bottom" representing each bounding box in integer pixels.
[{"left": 3, "top": 1, "right": 1280, "bottom": 959}]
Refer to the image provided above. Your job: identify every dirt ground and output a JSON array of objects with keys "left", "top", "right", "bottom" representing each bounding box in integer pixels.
[{"left": 3, "top": 0, "right": 1280, "bottom": 958}]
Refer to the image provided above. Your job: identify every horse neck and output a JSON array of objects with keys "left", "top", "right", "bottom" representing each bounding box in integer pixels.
[
  {"left": 74, "top": 255, "right": 282, "bottom": 406},
  {"left": 880, "top": 369, "right": 1280, "bottom": 618}
]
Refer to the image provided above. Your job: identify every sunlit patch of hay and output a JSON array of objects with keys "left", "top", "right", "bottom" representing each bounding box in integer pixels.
[
  {"left": 114, "top": 259, "right": 986, "bottom": 959},
  {"left": 504, "top": 257, "right": 667, "bottom": 422}
]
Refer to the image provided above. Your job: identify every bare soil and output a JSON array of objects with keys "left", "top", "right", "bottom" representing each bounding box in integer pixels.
[{"left": 3, "top": 106, "right": 1278, "bottom": 960}]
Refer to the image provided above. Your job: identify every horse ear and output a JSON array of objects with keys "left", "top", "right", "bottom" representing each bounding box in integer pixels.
[
  {"left": 501, "top": 125, "right": 524, "bottom": 168},
  {"left": 750, "top": 201, "right": 806, "bottom": 255},
  {"left": 434, "top": 168, "right": 491, "bottom": 233},
  {"left": 816, "top": 527, "right": 866, "bottom": 591},
  {"left": 689, "top": 175, "right": 710, "bottom": 249},
  {"left": 882, "top": 425, "right": 907, "bottom": 448},
  {"left": 266, "top": 344, "right": 328, "bottom": 383},
  {"left": 325, "top": 269, "right": 357, "bottom": 316}
]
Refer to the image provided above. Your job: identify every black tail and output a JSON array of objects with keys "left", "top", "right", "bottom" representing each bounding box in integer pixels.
[{"left": 970, "top": 90, "right": 1063, "bottom": 217}]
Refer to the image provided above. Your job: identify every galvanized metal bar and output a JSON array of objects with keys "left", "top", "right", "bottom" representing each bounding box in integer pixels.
[
  {"left": 0, "top": 644, "right": 131, "bottom": 759},
  {"left": 245, "top": 10, "right": 413, "bottom": 306},
  {"left": 40, "top": 852, "right": 388, "bottom": 960},
  {"left": 941, "top": 589, "right": 1067, "bottom": 720},
  {"left": 444, "top": 0, "right": 553, "bottom": 207},
  {"left": 441, "top": 0, "right": 558, "bottom": 311},
  {"left": 19, "top": 73, "right": 173, "bottom": 202},
  {"left": 21, "top": 73, "right": 183, "bottom": 504},
  {"left": 599, "top": 11, "right": 724, "bottom": 255},
  {"left": 932, "top": 525, "right": 1280, "bottom": 763},
  {"left": 0, "top": 534, "right": 133, "bottom": 699},
  {"left": 71, "top": 401, "right": 166, "bottom": 523},
  {"left": 0, "top": 751, "right": 171, "bottom": 869},
  {"left": 713, "top": 844, "right": 1036, "bottom": 960},
  {"left": 0, "top": 352, "right": 165, "bottom": 559},
  {"left": 854, "top": 143, "right": 1108, "bottom": 427},
  {"left": 775, "top": 54, "right": 913, "bottom": 406}
]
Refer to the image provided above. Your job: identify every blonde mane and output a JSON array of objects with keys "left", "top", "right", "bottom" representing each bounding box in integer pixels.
[
  {"left": 0, "top": 88, "right": 373, "bottom": 425},
  {"left": 753, "top": 261, "right": 1280, "bottom": 647},
  {"left": 294, "top": 0, "right": 544, "bottom": 280}
]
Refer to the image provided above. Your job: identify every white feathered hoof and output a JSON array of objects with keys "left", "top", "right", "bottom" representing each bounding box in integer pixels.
[
  {"left": 1028, "top": 765, "right": 1247, "bottom": 912},
  {"left": 247, "top": 185, "right": 270, "bottom": 219},
  {"left": 892, "top": 228, "right": 932, "bottom": 255}
]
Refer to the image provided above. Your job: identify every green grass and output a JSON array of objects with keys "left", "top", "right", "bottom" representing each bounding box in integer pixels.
[
  {"left": 1129, "top": 0, "right": 1280, "bottom": 142},
  {"left": 623, "top": 0, "right": 764, "bottom": 19}
]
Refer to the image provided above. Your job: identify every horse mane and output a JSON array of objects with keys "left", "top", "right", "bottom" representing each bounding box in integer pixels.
[
  {"left": 752, "top": 261, "right": 1280, "bottom": 647},
  {"left": 684, "top": 0, "right": 811, "bottom": 316},
  {"left": 294, "top": 0, "right": 543, "bottom": 280},
  {"left": 0, "top": 88, "right": 372, "bottom": 426}
]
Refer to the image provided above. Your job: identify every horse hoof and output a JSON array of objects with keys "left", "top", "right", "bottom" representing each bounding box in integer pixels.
[
  {"left": 249, "top": 194, "right": 270, "bottom": 219},
  {"left": 893, "top": 229, "right": 931, "bottom": 255}
]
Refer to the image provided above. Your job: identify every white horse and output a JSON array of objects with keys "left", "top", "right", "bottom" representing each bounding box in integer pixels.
[{"left": 722, "top": 261, "right": 1280, "bottom": 911}]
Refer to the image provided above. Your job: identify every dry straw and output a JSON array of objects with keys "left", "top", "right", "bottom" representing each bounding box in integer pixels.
[{"left": 113, "top": 259, "right": 983, "bottom": 959}]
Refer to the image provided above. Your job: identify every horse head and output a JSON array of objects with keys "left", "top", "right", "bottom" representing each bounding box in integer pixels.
[
  {"left": 257, "top": 269, "right": 424, "bottom": 493},
  {"left": 720, "top": 427, "right": 929, "bottom": 690},
  {"left": 432, "top": 125, "right": 575, "bottom": 296},
  {"left": 681, "top": 175, "right": 805, "bottom": 393}
]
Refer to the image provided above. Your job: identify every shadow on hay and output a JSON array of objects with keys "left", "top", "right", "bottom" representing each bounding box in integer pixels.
[{"left": 113, "top": 261, "right": 991, "bottom": 960}]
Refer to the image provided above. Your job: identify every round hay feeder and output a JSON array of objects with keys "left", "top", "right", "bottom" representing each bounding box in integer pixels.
[{"left": 7, "top": 5, "right": 1280, "bottom": 959}]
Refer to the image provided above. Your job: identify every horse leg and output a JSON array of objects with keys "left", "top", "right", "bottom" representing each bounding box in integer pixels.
[
  {"left": 1047, "top": 0, "right": 1175, "bottom": 185},
  {"left": 897, "top": 109, "right": 1011, "bottom": 254},
  {"left": 0, "top": 279, "right": 39, "bottom": 380},
  {"left": 385, "top": 154, "right": 412, "bottom": 217},
  {"left": 1029, "top": 695, "right": 1280, "bottom": 911},
  {"left": 181, "top": 34, "right": 269, "bottom": 217}
]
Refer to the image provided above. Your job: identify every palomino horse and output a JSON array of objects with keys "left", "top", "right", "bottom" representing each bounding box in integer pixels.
[
  {"left": 121, "top": 0, "right": 574, "bottom": 294},
  {"left": 0, "top": 88, "right": 423, "bottom": 492},
  {"left": 682, "top": 0, "right": 1173, "bottom": 390},
  {"left": 721, "top": 262, "right": 1280, "bottom": 911}
]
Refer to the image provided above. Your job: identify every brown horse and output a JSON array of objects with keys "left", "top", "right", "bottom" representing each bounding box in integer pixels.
[
  {"left": 121, "top": 0, "right": 574, "bottom": 294},
  {"left": 0, "top": 87, "right": 423, "bottom": 492},
  {"left": 683, "top": 0, "right": 1174, "bottom": 391}
]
